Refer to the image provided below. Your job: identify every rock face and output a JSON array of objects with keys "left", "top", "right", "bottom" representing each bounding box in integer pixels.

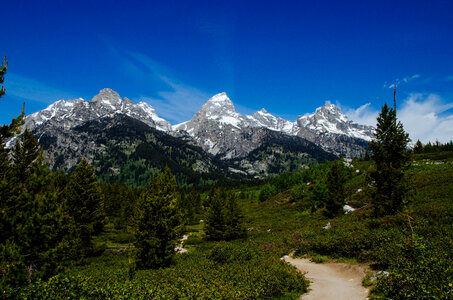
[
  {"left": 24, "top": 89, "right": 374, "bottom": 179},
  {"left": 174, "top": 93, "right": 374, "bottom": 159},
  {"left": 26, "top": 88, "right": 171, "bottom": 132}
]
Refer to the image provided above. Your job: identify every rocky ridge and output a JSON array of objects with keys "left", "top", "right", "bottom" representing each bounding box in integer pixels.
[
  {"left": 23, "top": 88, "right": 374, "bottom": 178},
  {"left": 173, "top": 92, "right": 374, "bottom": 159}
]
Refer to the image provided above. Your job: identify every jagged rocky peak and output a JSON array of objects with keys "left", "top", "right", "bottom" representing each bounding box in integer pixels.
[
  {"left": 90, "top": 88, "right": 123, "bottom": 111},
  {"left": 200, "top": 92, "right": 236, "bottom": 116},
  {"left": 123, "top": 97, "right": 134, "bottom": 106},
  {"left": 25, "top": 88, "right": 172, "bottom": 132},
  {"left": 296, "top": 101, "right": 374, "bottom": 142},
  {"left": 315, "top": 102, "right": 348, "bottom": 121}
]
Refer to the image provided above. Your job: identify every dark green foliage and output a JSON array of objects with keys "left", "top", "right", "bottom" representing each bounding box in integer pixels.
[
  {"left": 258, "top": 183, "right": 277, "bottom": 202},
  {"left": 205, "top": 188, "right": 246, "bottom": 241},
  {"left": 368, "top": 103, "right": 411, "bottom": 216},
  {"left": 1, "top": 131, "right": 68, "bottom": 288},
  {"left": 8, "top": 240, "right": 307, "bottom": 299},
  {"left": 98, "top": 181, "right": 142, "bottom": 230},
  {"left": 311, "top": 182, "right": 327, "bottom": 211},
  {"left": 133, "top": 167, "right": 183, "bottom": 269},
  {"left": 413, "top": 139, "right": 423, "bottom": 154},
  {"left": 70, "top": 115, "right": 234, "bottom": 187},
  {"left": 63, "top": 158, "right": 105, "bottom": 257},
  {"left": 179, "top": 190, "right": 202, "bottom": 224},
  {"left": 324, "top": 160, "right": 346, "bottom": 217},
  {"left": 413, "top": 139, "right": 453, "bottom": 153}
]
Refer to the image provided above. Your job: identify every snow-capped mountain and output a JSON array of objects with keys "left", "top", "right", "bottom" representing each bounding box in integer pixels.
[
  {"left": 296, "top": 103, "right": 373, "bottom": 141},
  {"left": 23, "top": 89, "right": 374, "bottom": 177},
  {"left": 26, "top": 88, "right": 171, "bottom": 132},
  {"left": 173, "top": 92, "right": 373, "bottom": 158}
]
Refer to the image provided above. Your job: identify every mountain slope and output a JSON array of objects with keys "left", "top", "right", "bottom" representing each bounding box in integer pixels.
[{"left": 36, "top": 114, "right": 232, "bottom": 185}]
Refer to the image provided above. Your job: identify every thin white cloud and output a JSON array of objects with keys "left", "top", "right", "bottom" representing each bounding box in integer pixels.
[
  {"left": 344, "top": 94, "right": 453, "bottom": 143},
  {"left": 112, "top": 50, "right": 213, "bottom": 124},
  {"left": 385, "top": 74, "right": 421, "bottom": 88},
  {"left": 137, "top": 81, "right": 211, "bottom": 125},
  {"left": 6, "top": 73, "right": 78, "bottom": 104},
  {"left": 343, "top": 102, "right": 380, "bottom": 127}
]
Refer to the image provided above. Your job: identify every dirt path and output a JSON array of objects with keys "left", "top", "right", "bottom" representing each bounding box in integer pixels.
[
  {"left": 283, "top": 256, "right": 369, "bottom": 300},
  {"left": 174, "top": 234, "right": 189, "bottom": 253}
]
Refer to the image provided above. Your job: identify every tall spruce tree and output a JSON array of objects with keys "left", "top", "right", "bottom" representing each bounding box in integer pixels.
[
  {"left": 368, "top": 103, "right": 411, "bottom": 216},
  {"left": 324, "top": 160, "right": 346, "bottom": 218},
  {"left": 133, "top": 167, "right": 183, "bottom": 269},
  {"left": 64, "top": 158, "right": 104, "bottom": 257},
  {"left": 1, "top": 130, "right": 67, "bottom": 287}
]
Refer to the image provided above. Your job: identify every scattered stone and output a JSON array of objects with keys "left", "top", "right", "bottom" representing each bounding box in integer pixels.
[
  {"left": 370, "top": 270, "right": 390, "bottom": 281},
  {"left": 343, "top": 205, "right": 356, "bottom": 214}
]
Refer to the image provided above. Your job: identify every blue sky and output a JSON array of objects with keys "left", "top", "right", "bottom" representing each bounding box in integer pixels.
[{"left": 2, "top": 0, "right": 453, "bottom": 142}]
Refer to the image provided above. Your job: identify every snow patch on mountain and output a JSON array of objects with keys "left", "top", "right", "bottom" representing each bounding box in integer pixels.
[{"left": 25, "top": 88, "right": 171, "bottom": 132}]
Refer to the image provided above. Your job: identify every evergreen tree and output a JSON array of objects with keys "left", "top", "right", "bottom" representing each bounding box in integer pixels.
[
  {"left": 0, "top": 56, "right": 66, "bottom": 288},
  {"left": 205, "top": 188, "right": 246, "bottom": 241},
  {"left": 368, "top": 103, "right": 411, "bottom": 216},
  {"left": 179, "top": 190, "right": 201, "bottom": 224},
  {"left": 1, "top": 131, "right": 67, "bottom": 287},
  {"left": 64, "top": 158, "right": 104, "bottom": 257},
  {"left": 324, "top": 160, "right": 346, "bottom": 218},
  {"left": 413, "top": 140, "right": 423, "bottom": 154},
  {"left": 133, "top": 167, "right": 183, "bottom": 269},
  {"left": 311, "top": 181, "right": 327, "bottom": 212}
]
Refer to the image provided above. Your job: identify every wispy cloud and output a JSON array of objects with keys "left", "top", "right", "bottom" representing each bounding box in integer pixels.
[
  {"left": 343, "top": 102, "right": 380, "bottom": 127},
  {"left": 344, "top": 94, "right": 453, "bottom": 143},
  {"left": 113, "top": 50, "right": 212, "bottom": 124},
  {"left": 398, "top": 93, "right": 453, "bottom": 143},
  {"left": 383, "top": 74, "right": 420, "bottom": 88},
  {"left": 6, "top": 73, "right": 78, "bottom": 104}
]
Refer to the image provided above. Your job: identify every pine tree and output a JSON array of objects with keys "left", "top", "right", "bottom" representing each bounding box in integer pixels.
[
  {"left": 205, "top": 188, "right": 246, "bottom": 241},
  {"left": 324, "top": 160, "right": 346, "bottom": 218},
  {"left": 368, "top": 103, "right": 411, "bottom": 216},
  {"left": 1, "top": 131, "right": 67, "bottom": 286},
  {"left": 413, "top": 140, "right": 423, "bottom": 154},
  {"left": 133, "top": 167, "right": 183, "bottom": 269},
  {"left": 179, "top": 190, "right": 201, "bottom": 224},
  {"left": 64, "top": 158, "right": 104, "bottom": 257}
]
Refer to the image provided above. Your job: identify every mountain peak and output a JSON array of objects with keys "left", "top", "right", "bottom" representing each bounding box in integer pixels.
[
  {"left": 91, "top": 88, "right": 122, "bottom": 108},
  {"left": 200, "top": 92, "right": 236, "bottom": 116},
  {"left": 208, "top": 92, "right": 230, "bottom": 102}
]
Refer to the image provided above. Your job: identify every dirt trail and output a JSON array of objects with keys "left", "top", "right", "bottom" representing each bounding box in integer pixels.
[
  {"left": 174, "top": 234, "right": 189, "bottom": 253},
  {"left": 283, "top": 256, "right": 369, "bottom": 300}
]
